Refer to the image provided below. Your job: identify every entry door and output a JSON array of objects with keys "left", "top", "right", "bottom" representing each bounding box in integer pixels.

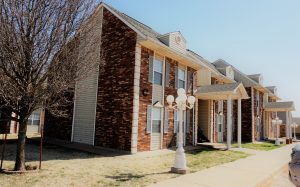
[
  {"left": 151, "top": 108, "right": 162, "bottom": 150},
  {"left": 217, "top": 114, "right": 224, "bottom": 142}
]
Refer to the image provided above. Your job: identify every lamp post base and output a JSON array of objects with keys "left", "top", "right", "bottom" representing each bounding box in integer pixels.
[
  {"left": 171, "top": 167, "right": 188, "bottom": 174},
  {"left": 171, "top": 146, "right": 188, "bottom": 175}
]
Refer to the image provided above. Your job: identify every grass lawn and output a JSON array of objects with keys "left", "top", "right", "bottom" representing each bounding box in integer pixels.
[
  {"left": 233, "top": 142, "right": 285, "bottom": 151},
  {"left": 0, "top": 143, "right": 249, "bottom": 187}
]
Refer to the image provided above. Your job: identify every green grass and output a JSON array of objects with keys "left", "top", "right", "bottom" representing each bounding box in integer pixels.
[
  {"left": 186, "top": 148, "right": 249, "bottom": 172},
  {"left": 0, "top": 144, "right": 250, "bottom": 187},
  {"left": 233, "top": 142, "right": 285, "bottom": 151}
]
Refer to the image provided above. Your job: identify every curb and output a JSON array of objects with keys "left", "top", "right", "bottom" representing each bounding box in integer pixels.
[{"left": 257, "top": 164, "right": 288, "bottom": 187}]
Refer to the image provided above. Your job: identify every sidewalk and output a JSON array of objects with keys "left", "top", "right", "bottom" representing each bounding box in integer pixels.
[{"left": 149, "top": 143, "right": 297, "bottom": 187}]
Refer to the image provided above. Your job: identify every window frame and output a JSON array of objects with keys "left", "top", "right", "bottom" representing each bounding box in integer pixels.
[
  {"left": 153, "top": 56, "right": 164, "bottom": 86},
  {"left": 152, "top": 107, "right": 162, "bottom": 133},
  {"left": 178, "top": 67, "right": 186, "bottom": 89}
]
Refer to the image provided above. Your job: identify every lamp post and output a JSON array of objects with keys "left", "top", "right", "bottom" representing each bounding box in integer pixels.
[
  {"left": 167, "top": 88, "right": 195, "bottom": 174},
  {"left": 291, "top": 123, "right": 298, "bottom": 141},
  {"left": 272, "top": 117, "right": 283, "bottom": 146}
]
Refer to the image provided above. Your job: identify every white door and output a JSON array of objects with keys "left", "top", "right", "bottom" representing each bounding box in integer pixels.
[
  {"left": 151, "top": 108, "right": 162, "bottom": 150},
  {"left": 217, "top": 114, "right": 224, "bottom": 143}
]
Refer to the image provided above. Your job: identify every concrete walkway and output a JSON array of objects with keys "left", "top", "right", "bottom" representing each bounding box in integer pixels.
[{"left": 149, "top": 143, "right": 297, "bottom": 187}]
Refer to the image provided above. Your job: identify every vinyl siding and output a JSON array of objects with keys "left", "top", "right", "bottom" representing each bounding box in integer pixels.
[
  {"left": 72, "top": 67, "right": 99, "bottom": 145},
  {"left": 152, "top": 84, "right": 163, "bottom": 104},
  {"left": 169, "top": 33, "right": 186, "bottom": 54},
  {"left": 198, "top": 100, "right": 210, "bottom": 139}
]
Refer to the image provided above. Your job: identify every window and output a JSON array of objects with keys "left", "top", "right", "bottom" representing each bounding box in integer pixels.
[
  {"left": 152, "top": 108, "right": 161, "bottom": 133},
  {"left": 178, "top": 68, "right": 185, "bottom": 89},
  {"left": 153, "top": 57, "right": 163, "bottom": 85},
  {"left": 27, "top": 112, "right": 41, "bottom": 126}
]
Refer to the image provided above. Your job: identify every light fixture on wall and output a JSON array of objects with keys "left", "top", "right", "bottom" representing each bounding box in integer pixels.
[
  {"left": 142, "top": 89, "right": 149, "bottom": 96},
  {"left": 218, "top": 111, "right": 223, "bottom": 116}
]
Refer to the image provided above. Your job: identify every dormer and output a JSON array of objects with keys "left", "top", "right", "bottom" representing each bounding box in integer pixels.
[
  {"left": 225, "top": 66, "right": 234, "bottom": 80},
  {"left": 158, "top": 31, "right": 187, "bottom": 54},
  {"left": 248, "top": 74, "right": 263, "bottom": 85},
  {"left": 267, "top": 86, "right": 278, "bottom": 95}
]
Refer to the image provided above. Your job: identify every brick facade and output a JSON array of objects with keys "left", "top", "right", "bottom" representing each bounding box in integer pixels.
[
  {"left": 162, "top": 57, "right": 178, "bottom": 149},
  {"left": 241, "top": 87, "right": 254, "bottom": 142},
  {"left": 44, "top": 108, "right": 73, "bottom": 141},
  {"left": 253, "top": 89, "right": 264, "bottom": 140},
  {"left": 138, "top": 47, "right": 195, "bottom": 151},
  {"left": 137, "top": 47, "right": 153, "bottom": 151},
  {"left": 94, "top": 8, "right": 137, "bottom": 151}
]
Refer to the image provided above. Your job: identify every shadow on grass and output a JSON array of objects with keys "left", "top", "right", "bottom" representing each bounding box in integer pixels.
[
  {"left": 0, "top": 140, "right": 130, "bottom": 163},
  {"left": 105, "top": 172, "right": 171, "bottom": 182}
]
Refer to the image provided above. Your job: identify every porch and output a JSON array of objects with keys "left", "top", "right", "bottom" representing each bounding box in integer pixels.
[
  {"left": 194, "top": 83, "right": 249, "bottom": 149},
  {"left": 264, "top": 101, "right": 295, "bottom": 140}
]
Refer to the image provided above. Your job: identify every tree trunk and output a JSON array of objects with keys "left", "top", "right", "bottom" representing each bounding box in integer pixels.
[{"left": 14, "top": 120, "right": 27, "bottom": 171}]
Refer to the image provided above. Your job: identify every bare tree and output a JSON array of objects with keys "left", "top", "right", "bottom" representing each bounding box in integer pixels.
[{"left": 0, "top": 0, "right": 99, "bottom": 171}]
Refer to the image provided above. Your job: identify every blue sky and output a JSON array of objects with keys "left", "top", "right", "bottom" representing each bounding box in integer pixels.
[{"left": 104, "top": 0, "right": 300, "bottom": 116}]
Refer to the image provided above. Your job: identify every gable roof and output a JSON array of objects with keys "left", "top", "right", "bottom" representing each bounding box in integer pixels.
[
  {"left": 266, "top": 86, "right": 276, "bottom": 94},
  {"left": 100, "top": 3, "right": 230, "bottom": 77},
  {"left": 248, "top": 74, "right": 262, "bottom": 84},
  {"left": 195, "top": 82, "right": 249, "bottom": 100},
  {"left": 103, "top": 3, "right": 159, "bottom": 40},
  {"left": 265, "top": 86, "right": 280, "bottom": 100},
  {"left": 186, "top": 50, "right": 234, "bottom": 83},
  {"left": 264, "top": 101, "right": 295, "bottom": 112},
  {"left": 213, "top": 59, "right": 268, "bottom": 93},
  {"left": 213, "top": 59, "right": 258, "bottom": 87}
]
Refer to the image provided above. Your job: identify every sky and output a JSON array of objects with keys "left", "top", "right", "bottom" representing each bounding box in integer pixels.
[{"left": 104, "top": 0, "right": 300, "bottom": 116}]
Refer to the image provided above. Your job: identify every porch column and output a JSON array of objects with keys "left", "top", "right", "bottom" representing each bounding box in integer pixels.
[
  {"left": 289, "top": 112, "right": 293, "bottom": 139},
  {"left": 286, "top": 111, "right": 290, "bottom": 139},
  {"left": 238, "top": 98, "right": 242, "bottom": 148},
  {"left": 227, "top": 96, "right": 232, "bottom": 150},
  {"left": 194, "top": 98, "right": 199, "bottom": 145}
]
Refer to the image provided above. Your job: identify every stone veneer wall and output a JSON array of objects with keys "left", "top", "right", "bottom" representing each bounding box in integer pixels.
[
  {"left": 241, "top": 87, "right": 254, "bottom": 142},
  {"left": 94, "top": 8, "right": 137, "bottom": 151}
]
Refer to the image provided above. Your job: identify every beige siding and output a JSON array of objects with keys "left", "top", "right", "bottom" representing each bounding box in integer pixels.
[
  {"left": 169, "top": 33, "right": 186, "bottom": 54},
  {"left": 151, "top": 133, "right": 161, "bottom": 150},
  {"left": 152, "top": 84, "right": 163, "bottom": 104},
  {"left": 196, "top": 69, "right": 211, "bottom": 86},
  {"left": 73, "top": 67, "right": 99, "bottom": 145},
  {"left": 198, "top": 100, "right": 210, "bottom": 140},
  {"left": 72, "top": 7, "right": 103, "bottom": 145}
]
